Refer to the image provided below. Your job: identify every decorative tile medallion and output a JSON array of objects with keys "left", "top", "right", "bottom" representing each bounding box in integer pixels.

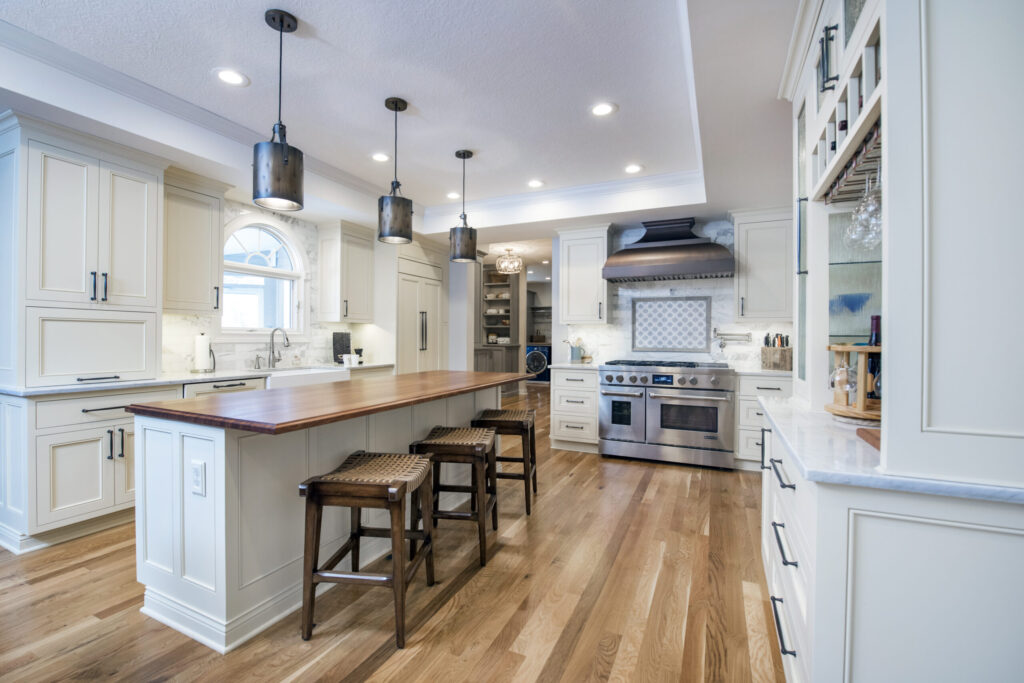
[{"left": 632, "top": 296, "right": 711, "bottom": 352}]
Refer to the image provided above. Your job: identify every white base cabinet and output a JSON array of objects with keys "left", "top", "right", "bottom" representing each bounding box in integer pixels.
[
  {"left": 549, "top": 367, "right": 599, "bottom": 449},
  {"left": 735, "top": 374, "right": 791, "bottom": 469}
]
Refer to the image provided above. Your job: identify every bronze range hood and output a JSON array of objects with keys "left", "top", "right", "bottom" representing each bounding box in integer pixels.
[{"left": 601, "top": 218, "right": 734, "bottom": 282}]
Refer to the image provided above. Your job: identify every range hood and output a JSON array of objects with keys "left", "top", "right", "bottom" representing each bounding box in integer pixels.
[{"left": 601, "top": 218, "right": 734, "bottom": 282}]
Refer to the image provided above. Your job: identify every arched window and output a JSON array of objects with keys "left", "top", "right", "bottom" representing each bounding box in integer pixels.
[{"left": 221, "top": 223, "right": 304, "bottom": 334}]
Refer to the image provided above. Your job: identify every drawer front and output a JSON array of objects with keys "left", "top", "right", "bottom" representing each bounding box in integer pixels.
[
  {"left": 739, "top": 375, "right": 792, "bottom": 398},
  {"left": 26, "top": 307, "right": 158, "bottom": 387},
  {"left": 183, "top": 377, "right": 266, "bottom": 398},
  {"left": 36, "top": 387, "right": 181, "bottom": 430},
  {"left": 768, "top": 494, "right": 811, "bottom": 634},
  {"left": 552, "top": 388, "right": 597, "bottom": 415},
  {"left": 738, "top": 398, "right": 768, "bottom": 429},
  {"left": 551, "top": 369, "right": 598, "bottom": 390},
  {"left": 736, "top": 427, "right": 764, "bottom": 462},
  {"left": 550, "top": 413, "right": 598, "bottom": 443}
]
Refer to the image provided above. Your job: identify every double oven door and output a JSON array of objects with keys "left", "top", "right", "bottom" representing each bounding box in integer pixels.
[
  {"left": 599, "top": 386, "right": 646, "bottom": 443},
  {"left": 645, "top": 387, "right": 735, "bottom": 451}
]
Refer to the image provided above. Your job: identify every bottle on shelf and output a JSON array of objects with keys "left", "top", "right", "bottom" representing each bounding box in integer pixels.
[{"left": 867, "top": 314, "right": 881, "bottom": 399}]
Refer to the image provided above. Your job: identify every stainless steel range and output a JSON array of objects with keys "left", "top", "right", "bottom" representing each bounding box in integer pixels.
[{"left": 598, "top": 360, "right": 736, "bottom": 468}]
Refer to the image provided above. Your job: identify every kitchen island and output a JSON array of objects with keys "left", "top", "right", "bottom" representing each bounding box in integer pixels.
[{"left": 126, "top": 370, "right": 531, "bottom": 653}]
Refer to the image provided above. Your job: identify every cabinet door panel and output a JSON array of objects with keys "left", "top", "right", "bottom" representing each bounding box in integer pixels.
[
  {"left": 99, "top": 161, "right": 159, "bottom": 308},
  {"left": 35, "top": 426, "right": 114, "bottom": 528},
  {"left": 26, "top": 141, "right": 99, "bottom": 304},
  {"left": 396, "top": 275, "right": 421, "bottom": 374},
  {"left": 341, "top": 231, "right": 374, "bottom": 322},
  {"left": 419, "top": 278, "right": 442, "bottom": 372},
  {"left": 737, "top": 219, "right": 792, "bottom": 319},
  {"left": 164, "top": 185, "right": 220, "bottom": 312},
  {"left": 558, "top": 231, "right": 607, "bottom": 324},
  {"left": 114, "top": 423, "right": 134, "bottom": 505}
]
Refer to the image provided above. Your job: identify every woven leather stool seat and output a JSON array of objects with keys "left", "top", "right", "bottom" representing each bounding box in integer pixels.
[
  {"left": 309, "top": 452, "right": 430, "bottom": 490},
  {"left": 298, "top": 451, "right": 436, "bottom": 648},
  {"left": 417, "top": 426, "right": 495, "bottom": 451},
  {"left": 471, "top": 408, "right": 538, "bottom": 515}
]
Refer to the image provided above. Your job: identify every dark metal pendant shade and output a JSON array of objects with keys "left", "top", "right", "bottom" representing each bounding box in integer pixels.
[
  {"left": 377, "top": 97, "right": 413, "bottom": 243},
  {"left": 449, "top": 225, "right": 477, "bottom": 262},
  {"left": 378, "top": 194, "right": 413, "bottom": 243},
  {"left": 253, "top": 9, "right": 304, "bottom": 212},
  {"left": 449, "top": 149, "right": 477, "bottom": 262}
]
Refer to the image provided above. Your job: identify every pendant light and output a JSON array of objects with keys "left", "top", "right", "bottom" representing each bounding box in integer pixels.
[
  {"left": 449, "top": 149, "right": 477, "bottom": 262},
  {"left": 253, "top": 9, "right": 304, "bottom": 211},
  {"left": 377, "top": 97, "right": 413, "bottom": 244},
  {"left": 495, "top": 248, "right": 523, "bottom": 275}
]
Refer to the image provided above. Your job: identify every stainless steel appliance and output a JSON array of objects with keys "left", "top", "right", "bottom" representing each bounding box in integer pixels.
[{"left": 598, "top": 359, "right": 736, "bottom": 468}]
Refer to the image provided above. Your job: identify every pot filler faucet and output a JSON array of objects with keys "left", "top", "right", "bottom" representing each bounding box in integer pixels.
[{"left": 269, "top": 328, "right": 290, "bottom": 368}]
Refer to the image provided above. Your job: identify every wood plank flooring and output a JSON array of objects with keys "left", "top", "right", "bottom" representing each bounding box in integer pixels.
[{"left": 0, "top": 385, "right": 784, "bottom": 682}]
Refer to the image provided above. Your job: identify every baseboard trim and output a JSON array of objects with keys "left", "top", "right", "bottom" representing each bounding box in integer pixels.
[
  {"left": 734, "top": 459, "right": 763, "bottom": 473},
  {"left": 0, "top": 508, "right": 134, "bottom": 555},
  {"left": 550, "top": 438, "right": 599, "bottom": 454}
]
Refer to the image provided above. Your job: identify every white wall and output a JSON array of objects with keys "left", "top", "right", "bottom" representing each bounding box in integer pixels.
[{"left": 527, "top": 282, "right": 552, "bottom": 306}]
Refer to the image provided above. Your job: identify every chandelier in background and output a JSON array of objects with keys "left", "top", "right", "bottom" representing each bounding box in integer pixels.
[{"left": 495, "top": 248, "right": 523, "bottom": 275}]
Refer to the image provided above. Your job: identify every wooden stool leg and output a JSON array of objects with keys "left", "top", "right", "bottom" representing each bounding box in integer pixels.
[
  {"left": 432, "top": 460, "right": 442, "bottom": 523},
  {"left": 488, "top": 445, "right": 499, "bottom": 531},
  {"left": 389, "top": 498, "right": 407, "bottom": 648},
  {"left": 419, "top": 472, "right": 436, "bottom": 586},
  {"left": 301, "top": 495, "right": 323, "bottom": 640},
  {"left": 474, "top": 459, "right": 488, "bottom": 566},
  {"left": 409, "top": 488, "right": 420, "bottom": 561},
  {"left": 521, "top": 430, "right": 532, "bottom": 515},
  {"left": 530, "top": 424, "right": 538, "bottom": 493},
  {"left": 350, "top": 507, "right": 361, "bottom": 572}
]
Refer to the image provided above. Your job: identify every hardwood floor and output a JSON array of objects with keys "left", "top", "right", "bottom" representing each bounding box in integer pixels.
[{"left": 0, "top": 384, "right": 784, "bottom": 682}]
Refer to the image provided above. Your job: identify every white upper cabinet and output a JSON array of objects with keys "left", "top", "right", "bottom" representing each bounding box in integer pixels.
[
  {"left": 318, "top": 222, "right": 374, "bottom": 323},
  {"left": 732, "top": 209, "right": 793, "bottom": 320},
  {"left": 25, "top": 137, "right": 161, "bottom": 311},
  {"left": 557, "top": 226, "right": 608, "bottom": 324},
  {"left": 163, "top": 172, "right": 226, "bottom": 313}
]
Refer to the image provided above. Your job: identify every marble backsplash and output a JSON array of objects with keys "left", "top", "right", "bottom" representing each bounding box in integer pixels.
[{"left": 162, "top": 200, "right": 360, "bottom": 373}]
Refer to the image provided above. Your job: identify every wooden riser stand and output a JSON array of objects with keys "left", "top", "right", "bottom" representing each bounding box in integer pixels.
[{"left": 825, "top": 344, "right": 881, "bottom": 421}]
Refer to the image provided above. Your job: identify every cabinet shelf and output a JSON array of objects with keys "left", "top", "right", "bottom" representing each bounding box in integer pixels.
[
  {"left": 483, "top": 282, "right": 510, "bottom": 287},
  {"left": 829, "top": 259, "right": 882, "bottom": 266}
]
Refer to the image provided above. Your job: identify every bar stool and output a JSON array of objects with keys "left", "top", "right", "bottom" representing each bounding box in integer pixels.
[
  {"left": 409, "top": 427, "right": 497, "bottom": 566},
  {"left": 298, "top": 451, "right": 435, "bottom": 648},
  {"left": 471, "top": 409, "right": 537, "bottom": 514}
]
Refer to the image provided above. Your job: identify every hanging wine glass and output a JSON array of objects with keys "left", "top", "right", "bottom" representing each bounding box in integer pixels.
[{"left": 860, "top": 172, "right": 883, "bottom": 249}]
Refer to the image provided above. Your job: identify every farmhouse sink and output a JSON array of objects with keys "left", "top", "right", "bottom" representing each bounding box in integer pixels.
[{"left": 263, "top": 366, "right": 350, "bottom": 389}]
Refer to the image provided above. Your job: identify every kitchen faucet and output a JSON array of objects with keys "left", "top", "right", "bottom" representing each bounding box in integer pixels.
[{"left": 268, "top": 328, "right": 290, "bottom": 368}]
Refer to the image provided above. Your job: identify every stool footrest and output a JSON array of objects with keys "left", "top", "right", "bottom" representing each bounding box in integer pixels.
[
  {"left": 359, "top": 527, "right": 430, "bottom": 541},
  {"left": 496, "top": 472, "right": 526, "bottom": 480},
  {"left": 496, "top": 456, "right": 527, "bottom": 463},
  {"left": 314, "top": 570, "right": 392, "bottom": 586},
  {"left": 436, "top": 484, "right": 474, "bottom": 494},
  {"left": 433, "top": 510, "right": 479, "bottom": 521}
]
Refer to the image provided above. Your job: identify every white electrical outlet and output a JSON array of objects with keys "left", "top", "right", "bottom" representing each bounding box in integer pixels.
[{"left": 190, "top": 460, "right": 206, "bottom": 497}]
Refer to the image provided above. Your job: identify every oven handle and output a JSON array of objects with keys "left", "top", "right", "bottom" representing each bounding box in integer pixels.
[
  {"left": 600, "top": 390, "right": 644, "bottom": 398},
  {"left": 648, "top": 392, "right": 732, "bottom": 402}
]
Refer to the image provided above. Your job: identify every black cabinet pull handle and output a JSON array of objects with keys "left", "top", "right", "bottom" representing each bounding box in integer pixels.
[
  {"left": 101, "top": 272, "right": 108, "bottom": 301},
  {"left": 760, "top": 427, "right": 771, "bottom": 470},
  {"left": 81, "top": 404, "right": 130, "bottom": 413},
  {"left": 565, "top": 399, "right": 585, "bottom": 404},
  {"left": 740, "top": 296, "right": 745, "bottom": 316},
  {"left": 213, "top": 286, "right": 220, "bottom": 310},
  {"left": 565, "top": 425, "right": 584, "bottom": 430},
  {"left": 90, "top": 271, "right": 98, "bottom": 301},
  {"left": 212, "top": 382, "right": 246, "bottom": 389},
  {"left": 755, "top": 411, "right": 764, "bottom": 416},
  {"left": 757, "top": 386, "right": 782, "bottom": 391},
  {"left": 771, "top": 522, "right": 798, "bottom": 567},
  {"left": 598, "top": 301, "right": 603, "bottom": 319},
  {"left": 343, "top": 299, "right": 348, "bottom": 317},
  {"left": 106, "top": 429, "right": 114, "bottom": 460},
  {"left": 566, "top": 378, "right": 585, "bottom": 382},
  {"left": 770, "top": 458, "right": 795, "bottom": 489},
  {"left": 76, "top": 375, "right": 121, "bottom": 382},
  {"left": 770, "top": 596, "right": 797, "bottom": 656},
  {"left": 118, "top": 428, "right": 126, "bottom": 458}
]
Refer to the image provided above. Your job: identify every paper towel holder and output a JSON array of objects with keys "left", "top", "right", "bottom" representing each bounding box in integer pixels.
[{"left": 191, "top": 349, "right": 216, "bottom": 374}]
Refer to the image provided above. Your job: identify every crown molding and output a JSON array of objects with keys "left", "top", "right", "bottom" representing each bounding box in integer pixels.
[
  {"left": 778, "top": 0, "right": 824, "bottom": 101},
  {"left": 0, "top": 20, "right": 380, "bottom": 197}
]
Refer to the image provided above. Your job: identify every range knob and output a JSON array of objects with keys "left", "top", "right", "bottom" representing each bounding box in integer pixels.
[
  {"left": 709, "top": 375, "right": 720, "bottom": 386},
  {"left": 677, "top": 376, "right": 686, "bottom": 385},
  {"left": 605, "top": 374, "right": 613, "bottom": 382},
  {"left": 640, "top": 376, "right": 649, "bottom": 383},
  {"left": 616, "top": 375, "right": 624, "bottom": 383},
  {"left": 629, "top": 376, "right": 638, "bottom": 383},
  {"left": 689, "top": 376, "right": 699, "bottom": 385}
]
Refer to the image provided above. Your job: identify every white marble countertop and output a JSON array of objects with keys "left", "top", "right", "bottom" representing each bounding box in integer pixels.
[
  {"left": 547, "top": 362, "right": 599, "bottom": 370},
  {"left": 759, "top": 397, "right": 1024, "bottom": 504},
  {"left": 347, "top": 363, "right": 394, "bottom": 371},
  {"left": 731, "top": 368, "right": 793, "bottom": 377}
]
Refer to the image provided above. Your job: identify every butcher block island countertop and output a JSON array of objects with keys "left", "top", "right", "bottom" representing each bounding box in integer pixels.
[{"left": 126, "top": 370, "right": 533, "bottom": 434}]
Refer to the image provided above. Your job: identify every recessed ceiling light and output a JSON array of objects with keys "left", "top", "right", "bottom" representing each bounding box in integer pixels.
[
  {"left": 542, "top": 260, "right": 550, "bottom": 264},
  {"left": 371, "top": 152, "right": 390, "bottom": 162},
  {"left": 624, "top": 163, "right": 644, "bottom": 174},
  {"left": 527, "top": 270, "right": 535, "bottom": 274},
  {"left": 527, "top": 179, "right": 544, "bottom": 188},
  {"left": 591, "top": 102, "right": 618, "bottom": 116},
  {"left": 447, "top": 192, "right": 460, "bottom": 199},
  {"left": 213, "top": 68, "right": 250, "bottom": 87},
  {"left": 545, "top": 276, "right": 551, "bottom": 280}
]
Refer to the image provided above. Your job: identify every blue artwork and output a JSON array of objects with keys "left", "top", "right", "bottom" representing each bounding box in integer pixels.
[{"left": 829, "top": 292, "right": 872, "bottom": 315}]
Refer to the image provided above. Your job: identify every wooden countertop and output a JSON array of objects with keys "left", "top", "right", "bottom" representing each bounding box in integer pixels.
[{"left": 126, "top": 371, "right": 533, "bottom": 435}]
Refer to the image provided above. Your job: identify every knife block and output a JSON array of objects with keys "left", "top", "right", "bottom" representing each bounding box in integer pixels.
[
  {"left": 760, "top": 347, "right": 793, "bottom": 371},
  {"left": 825, "top": 344, "right": 881, "bottom": 421}
]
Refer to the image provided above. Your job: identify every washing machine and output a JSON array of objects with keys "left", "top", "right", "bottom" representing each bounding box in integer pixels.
[{"left": 525, "top": 344, "right": 551, "bottom": 382}]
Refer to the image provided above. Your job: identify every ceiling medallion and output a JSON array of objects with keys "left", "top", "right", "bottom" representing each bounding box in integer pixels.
[{"left": 495, "top": 248, "right": 523, "bottom": 275}]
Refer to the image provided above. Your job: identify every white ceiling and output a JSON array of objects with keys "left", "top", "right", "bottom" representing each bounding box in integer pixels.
[{"left": 0, "top": 0, "right": 700, "bottom": 207}]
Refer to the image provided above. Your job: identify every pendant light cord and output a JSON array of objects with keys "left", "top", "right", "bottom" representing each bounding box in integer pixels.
[
  {"left": 391, "top": 107, "right": 401, "bottom": 196},
  {"left": 277, "top": 24, "right": 284, "bottom": 126},
  {"left": 460, "top": 155, "right": 467, "bottom": 227}
]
